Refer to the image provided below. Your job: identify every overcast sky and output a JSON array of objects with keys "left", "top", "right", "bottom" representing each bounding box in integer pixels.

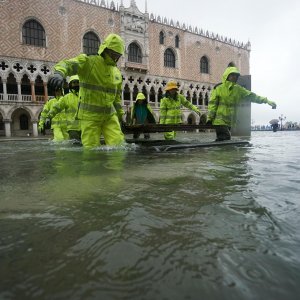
[{"left": 125, "top": 0, "right": 300, "bottom": 125}]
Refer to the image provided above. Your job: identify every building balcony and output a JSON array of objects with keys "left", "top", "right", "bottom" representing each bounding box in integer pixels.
[
  {"left": 124, "top": 62, "right": 148, "bottom": 73},
  {"left": 0, "top": 93, "right": 46, "bottom": 103}
]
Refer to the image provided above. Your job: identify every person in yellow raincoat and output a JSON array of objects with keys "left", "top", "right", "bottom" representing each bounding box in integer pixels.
[
  {"left": 131, "top": 92, "right": 156, "bottom": 139},
  {"left": 159, "top": 81, "right": 201, "bottom": 140},
  {"left": 207, "top": 66, "right": 277, "bottom": 141},
  {"left": 48, "top": 34, "right": 125, "bottom": 149},
  {"left": 48, "top": 75, "right": 81, "bottom": 142},
  {"left": 38, "top": 87, "right": 68, "bottom": 141}
]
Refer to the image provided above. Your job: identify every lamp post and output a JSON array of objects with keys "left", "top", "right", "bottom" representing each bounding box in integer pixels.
[{"left": 278, "top": 114, "right": 286, "bottom": 130}]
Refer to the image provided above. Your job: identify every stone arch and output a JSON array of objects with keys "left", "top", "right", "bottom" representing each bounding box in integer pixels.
[
  {"left": 25, "top": 62, "right": 39, "bottom": 78},
  {"left": 0, "top": 59, "right": 11, "bottom": 74},
  {"left": 10, "top": 106, "right": 33, "bottom": 136},
  {"left": 11, "top": 60, "right": 26, "bottom": 79},
  {"left": 187, "top": 112, "right": 197, "bottom": 125},
  {"left": 0, "top": 106, "right": 5, "bottom": 119},
  {"left": 7, "top": 105, "right": 34, "bottom": 120}
]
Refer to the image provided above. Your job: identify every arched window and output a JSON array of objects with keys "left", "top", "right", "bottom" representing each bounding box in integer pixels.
[
  {"left": 228, "top": 62, "right": 235, "bottom": 67},
  {"left": 159, "top": 31, "right": 165, "bottom": 45},
  {"left": 128, "top": 42, "right": 142, "bottom": 63},
  {"left": 7, "top": 73, "right": 17, "bottom": 94},
  {"left": 164, "top": 48, "right": 175, "bottom": 68},
  {"left": 21, "top": 74, "right": 31, "bottom": 95},
  {"left": 22, "top": 19, "right": 46, "bottom": 47},
  {"left": 20, "top": 114, "right": 29, "bottom": 130},
  {"left": 35, "top": 75, "right": 44, "bottom": 96},
  {"left": 175, "top": 35, "right": 180, "bottom": 48},
  {"left": 83, "top": 31, "right": 100, "bottom": 55},
  {"left": 200, "top": 56, "right": 209, "bottom": 74}
]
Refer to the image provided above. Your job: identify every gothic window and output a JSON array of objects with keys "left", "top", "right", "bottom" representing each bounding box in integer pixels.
[
  {"left": 22, "top": 19, "right": 46, "bottom": 47},
  {"left": 123, "top": 84, "right": 130, "bottom": 101},
  {"left": 21, "top": 74, "right": 31, "bottom": 95},
  {"left": 35, "top": 75, "right": 44, "bottom": 96},
  {"left": 7, "top": 73, "right": 17, "bottom": 94},
  {"left": 175, "top": 35, "right": 180, "bottom": 48},
  {"left": 164, "top": 48, "right": 175, "bottom": 68},
  {"left": 200, "top": 56, "right": 209, "bottom": 74},
  {"left": 128, "top": 42, "right": 142, "bottom": 63},
  {"left": 159, "top": 31, "right": 165, "bottom": 45},
  {"left": 20, "top": 114, "right": 29, "bottom": 130},
  {"left": 83, "top": 31, "right": 100, "bottom": 55}
]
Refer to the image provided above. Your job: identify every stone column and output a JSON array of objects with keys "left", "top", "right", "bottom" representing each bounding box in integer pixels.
[
  {"left": 146, "top": 91, "right": 150, "bottom": 103},
  {"left": 43, "top": 81, "right": 48, "bottom": 102},
  {"left": 129, "top": 89, "right": 133, "bottom": 106},
  {"left": 17, "top": 79, "right": 22, "bottom": 100},
  {"left": 4, "top": 120, "right": 11, "bottom": 137},
  {"left": 30, "top": 81, "right": 36, "bottom": 102},
  {"left": 155, "top": 91, "right": 158, "bottom": 108},
  {"left": 121, "top": 90, "right": 124, "bottom": 106},
  {"left": 32, "top": 121, "right": 38, "bottom": 137},
  {"left": 3, "top": 79, "right": 8, "bottom": 101}
]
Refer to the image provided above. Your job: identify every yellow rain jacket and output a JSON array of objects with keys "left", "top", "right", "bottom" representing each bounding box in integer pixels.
[
  {"left": 159, "top": 93, "right": 200, "bottom": 125},
  {"left": 53, "top": 34, "right": 125, "bottom": 122},
  {"left": 39, "top": 96, "right": 68, "bottom": 141},
  {"left": 49, "top": 91, "right": 80, "bottom": 132},
  {"left": 208, "top": 67, "right": 274, "bottom": 126}
]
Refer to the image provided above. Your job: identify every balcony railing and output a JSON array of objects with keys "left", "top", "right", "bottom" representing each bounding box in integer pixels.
[
  {"left": 0, "top": 93, "right": 45, "bottom": 103},
  {"left": 0, "top": 93, "right": 207, "bottom": 112}
]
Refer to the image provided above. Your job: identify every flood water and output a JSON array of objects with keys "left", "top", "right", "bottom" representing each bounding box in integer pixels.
[{"left": 0, "top": 131, "right": 300, "bottom": 300}]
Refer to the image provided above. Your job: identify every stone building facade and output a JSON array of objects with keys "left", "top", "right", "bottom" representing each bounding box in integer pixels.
[{"left": 0, "top": 0, "right": 251, "bottom": 137}]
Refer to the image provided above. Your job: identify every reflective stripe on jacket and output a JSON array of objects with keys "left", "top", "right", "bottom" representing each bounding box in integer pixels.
[
  {"left": 54, "top": 54, "right": 124, "bottom": 122},
  {"left": 39, "top": 97, "right": 67, "bottom": 129}
]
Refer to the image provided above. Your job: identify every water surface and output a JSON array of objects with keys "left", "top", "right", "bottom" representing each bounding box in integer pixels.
[{"left": 1, "top": 131, "right": 299, "bottom": 300}]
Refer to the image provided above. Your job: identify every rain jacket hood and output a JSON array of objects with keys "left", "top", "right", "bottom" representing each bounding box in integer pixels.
[
  {"left": 98, "top": 34, "right": 125, "bottom": 56},
  {"left": 222, "top": 67, "right": 240, "bottom": 84},
  {"left": 208, "top": 66, "right": 273, "bottom": 127},
  {"left": 136, "top": 92, "right": 146, "bottom": 101}
]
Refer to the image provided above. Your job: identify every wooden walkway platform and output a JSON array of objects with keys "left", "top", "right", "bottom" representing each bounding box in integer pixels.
[{"left": 122, "top": 124, "right": 216, "bottom": 134}]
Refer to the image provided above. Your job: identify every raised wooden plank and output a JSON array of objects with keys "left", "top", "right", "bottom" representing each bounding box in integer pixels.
[{"left": 122, "top": 124, "right": 216, "bottom": 134}]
